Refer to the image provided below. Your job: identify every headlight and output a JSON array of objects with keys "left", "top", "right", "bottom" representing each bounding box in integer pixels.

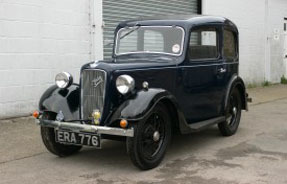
[
  {"left": 55, "top": 72, "right": 73, "bottom": 89},
  {"left": 116, "top": 75, "right": 135, "bottom": 95}
]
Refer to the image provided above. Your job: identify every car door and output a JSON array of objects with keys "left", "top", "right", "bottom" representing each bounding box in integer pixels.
[
  {"left": 284, "top": 19, "right": 287, "bottom": 72},
  {"left": 176, "top": 25, "right": 227, "bottom": 123}
]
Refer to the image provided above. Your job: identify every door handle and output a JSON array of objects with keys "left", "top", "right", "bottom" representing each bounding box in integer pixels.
[{"left": 217, "top": 68, "right": 226, "bottom": 74}]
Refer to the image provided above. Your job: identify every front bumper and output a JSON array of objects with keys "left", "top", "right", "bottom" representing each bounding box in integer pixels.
[{"left": 36, "top": 119, "right": 134, "bottom": 137}]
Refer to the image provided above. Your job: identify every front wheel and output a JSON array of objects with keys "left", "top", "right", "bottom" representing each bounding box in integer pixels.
[
  {"left": 218, "top": 88, "right": 242, "bottom": 136},
  {"left": 41, "top": 113, "right": 82, "bottom": 157},
  {"left": 126, "top": 103, "right": 172, "bottom": 170}
]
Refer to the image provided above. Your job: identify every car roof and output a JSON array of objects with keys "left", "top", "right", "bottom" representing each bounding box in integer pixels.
[{"left": 116, "top": 14, "right": 238, "bottom": 32}]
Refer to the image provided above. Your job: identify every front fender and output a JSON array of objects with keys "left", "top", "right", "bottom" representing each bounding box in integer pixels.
[
  {"left": 109, "top": 88, "right": 193, "bottom": 134},
  {"left": 110, "top": 88, "right": 175, "bottom": 122},
  {"left": 39, "top": 84, "right": 80, "bottom": 120}
]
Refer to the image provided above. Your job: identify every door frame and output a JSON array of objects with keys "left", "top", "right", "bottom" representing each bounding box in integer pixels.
[
  {"left": 284, "top": 18, "right": 287, "bottom": 77},
  {"left": 176, "top": 24, "right": 225, "bottom": 123}
]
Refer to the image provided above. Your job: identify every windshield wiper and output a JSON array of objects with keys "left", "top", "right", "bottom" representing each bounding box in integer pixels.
[
  {"left": 104, "top": 25, "right": 141, "bottom": 47},
  {"left": 119, "top": 25, "right": 141, "bottom": 40}
]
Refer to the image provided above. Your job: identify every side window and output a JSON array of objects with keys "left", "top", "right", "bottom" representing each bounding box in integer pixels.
[
  {"left": 223, "top": 29, "right": 236, "bottom": 61},
  {"left": 189, "top": 27, "right": 218, "bottom": 60}
]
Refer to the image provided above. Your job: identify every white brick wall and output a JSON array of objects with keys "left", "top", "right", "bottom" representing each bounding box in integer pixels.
[
  {"left": 1, "top": 0, "right": 286, "bottom": 119},
  {"left": 203, "top": 0, "right": 287, "bottom": 84},
  {"left": 267, "top": 0, "right": 287, "bottom": 82},
  {"left": 0, "top": 0, "right": 103, "bottom": 118},
  {"left": 202, "top": 0, "right": 267, "bottom": 84}
]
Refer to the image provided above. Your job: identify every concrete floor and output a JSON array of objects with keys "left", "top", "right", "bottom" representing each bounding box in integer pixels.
[{"left": 1, "top": 85, "right": 287, "bottom": 184}]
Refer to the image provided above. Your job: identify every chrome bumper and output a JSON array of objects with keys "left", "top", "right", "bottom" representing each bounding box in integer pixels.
[{"left": 36, "top": 119, "right": 134, "bottom": 137}]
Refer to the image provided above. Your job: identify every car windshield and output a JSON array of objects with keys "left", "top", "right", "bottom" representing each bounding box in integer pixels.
[{"left": 115, "top": 26, "right": 184, "bottom": 56}]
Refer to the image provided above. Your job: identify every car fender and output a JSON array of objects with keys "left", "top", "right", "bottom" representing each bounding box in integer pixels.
[
  {"left": 39, "top": 84, "right": 80, "bottom": 121},
  {"left": 110, "top": 88, "right": 171, "bottom": 121},
  {"left": 224, "top": 75, "right": 248, "bottom": 112},
  {"left": 109, "top": 88, "right": 191, "bottom": 134}
]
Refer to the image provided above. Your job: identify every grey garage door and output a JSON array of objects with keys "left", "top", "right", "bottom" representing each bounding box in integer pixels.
[{"left": 103, "top": 0, "right": 199, "bottom": 59}]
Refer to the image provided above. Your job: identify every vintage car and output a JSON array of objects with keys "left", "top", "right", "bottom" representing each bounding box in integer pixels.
[{"left": 34, "top": 15, "right": 249, "bottom": 170}]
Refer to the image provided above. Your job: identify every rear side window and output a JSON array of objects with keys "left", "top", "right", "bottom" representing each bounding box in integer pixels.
[
  {"left": 189, "top": 28, "right": 218, "bottom": 60},
  {"left": 223, "top": 29, "right": 237, "bottom": 61}
]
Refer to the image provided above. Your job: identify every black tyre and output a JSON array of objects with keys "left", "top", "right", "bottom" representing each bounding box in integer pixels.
[
  {"left": 218, "top": 88, "right": 242, "bottom": 136},
  {"left": 126, "top": 103, "right": 172, "bottom": 170},
  {"left": 41, "top": 113, "right": 82, "bottom": 157}
]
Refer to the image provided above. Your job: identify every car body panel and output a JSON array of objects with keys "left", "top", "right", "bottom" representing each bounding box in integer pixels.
[
  {"left": 38, "top": 15, "right": 247, "bottom": 134},
  {"left": 39, "top": 85, "right": 80, "bottom": 121}
]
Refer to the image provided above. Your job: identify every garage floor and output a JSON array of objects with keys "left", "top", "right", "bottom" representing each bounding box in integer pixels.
[{"left": 1, "top": 85, "right": 287, "bottom": 184}]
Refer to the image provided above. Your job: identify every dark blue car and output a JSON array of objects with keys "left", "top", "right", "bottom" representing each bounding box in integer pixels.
[{"left": 35, "top": 15, "right": 249, "bottom": 170}]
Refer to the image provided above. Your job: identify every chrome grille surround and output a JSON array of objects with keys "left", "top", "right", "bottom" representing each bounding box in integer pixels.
[{"left": 81, "top": 69, "right": 107, "bottom": 121}]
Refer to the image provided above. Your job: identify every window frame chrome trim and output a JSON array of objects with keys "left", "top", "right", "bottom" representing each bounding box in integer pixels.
[
  {"left": 188, "top": 26, "right": 220, "bottom": 62},
  {"left": 114, "top": 26, "right": 186, "bottom": 57}
]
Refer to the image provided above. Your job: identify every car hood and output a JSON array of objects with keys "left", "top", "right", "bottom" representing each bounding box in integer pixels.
[
  {"left": 81, "top": 57, "right": 178, "bottom": 72},
  {"left": 79, "top": 57, "right": 179, "bottom": 126}
]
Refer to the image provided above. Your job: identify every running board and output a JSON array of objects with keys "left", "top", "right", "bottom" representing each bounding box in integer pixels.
[{"left": 188, "top": 116, "right": 225, "bottom": 132}]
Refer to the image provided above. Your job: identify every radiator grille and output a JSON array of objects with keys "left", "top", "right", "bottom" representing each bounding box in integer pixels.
[{"left": 81, "top": 69, "right": 107, "bottom": 121}]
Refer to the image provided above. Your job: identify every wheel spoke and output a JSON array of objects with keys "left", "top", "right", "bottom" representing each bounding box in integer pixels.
[
  {"left": 145, "top": 142, "right": 157, "bottom": 157},
  {"left": 143, "top": 139, "right": 153, "bottom": 144},
  {"left": 151, "top": 143, "right": 159, "bottom": 156},
  {"left": 140, "top": 112, "right": 166, "bottom": 159},
  {"left": 227, "top": 93, "right": 240, "bottom": 126},
  {"left": 154, "top": 114, "right": 161, "bottom": 130},
  {"left": 144, "top": 125, "right": 154, "bottom": 136}
]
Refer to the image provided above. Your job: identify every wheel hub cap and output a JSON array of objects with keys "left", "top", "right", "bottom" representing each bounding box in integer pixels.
[
  {"left": 153, "top": 131, "right": 160, "bottom": 142},
  {"left": 232, "top": 107, "right": 237, "bottom": 115}
]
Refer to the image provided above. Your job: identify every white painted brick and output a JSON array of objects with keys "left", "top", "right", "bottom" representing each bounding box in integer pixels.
[
  {"left": 41, "top": 9, "right": 90, "bottom": 26},
  {"left": 0, "top": 20, "right": 41, "bottom": 38},
  {"left": 1, "top": 102, "right": 20, "bottom": 117},
  {"left": 0, "top": 3, "right": 41, "bottom": 22},
  {"left": 267, "top": 0, "right": 287, "bottom": 82},
  {"left": 203, "top": 0, "right": 266, "bottom": 83},
  {"left": 41, "top": 24, "right": 90, "bottom": 41},
  {"left": 19, "top": 100, "right": 38, "bottom": 115},
  {"left": 0, "top": 86, "right": 24, "bottom": 103},
  {"left": 203, "top": 0, "right": 287, "bottom": 84},
  {"left": 0, "top": 0, "right": 100, "bottom": 118}
]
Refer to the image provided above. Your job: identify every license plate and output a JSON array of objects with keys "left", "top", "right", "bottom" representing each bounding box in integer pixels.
[{"left": 55, "top": 130, "right": 101, "bottom": 148}]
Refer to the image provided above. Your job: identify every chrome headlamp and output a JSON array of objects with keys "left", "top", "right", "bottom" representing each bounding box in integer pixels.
[
  {"left": 116, "top": 75, "right": 135, "bottom": 95},
  {"left": 55, "top": 72, "right": 73, "bottom": 89}
]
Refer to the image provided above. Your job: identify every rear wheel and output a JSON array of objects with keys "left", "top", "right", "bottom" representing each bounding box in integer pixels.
[
  {"left": 218, "top": 88, "right": 242, "bottom": 136},
  {"left": 127, "top": 103, "right": 172, "bottom": 170},
  {"left": 41, "top": 113, "right": 82, "bottom": 157}
]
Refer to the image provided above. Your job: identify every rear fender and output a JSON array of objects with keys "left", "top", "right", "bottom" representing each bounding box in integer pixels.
[{"left": 224, "top": 75, "right": 248, "bottom": 112}]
